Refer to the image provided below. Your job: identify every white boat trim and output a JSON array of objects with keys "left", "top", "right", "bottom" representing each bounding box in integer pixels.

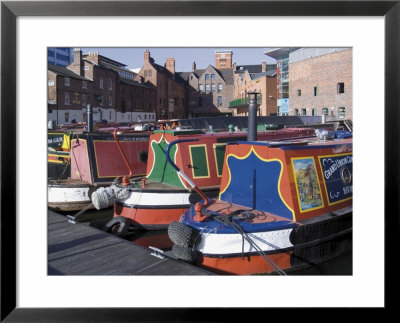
[{"left": 195, "top": 228, "right": 294, "bottom": 255}]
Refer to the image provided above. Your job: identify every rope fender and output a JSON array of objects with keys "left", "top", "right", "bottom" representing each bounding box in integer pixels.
[{"left": 91, "top": 184, "right": 130, "bottom": 210}]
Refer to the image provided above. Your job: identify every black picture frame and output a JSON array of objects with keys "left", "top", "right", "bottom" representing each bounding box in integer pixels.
[{"left": 1, "top": 0, "right": 398, "bottom": 321}]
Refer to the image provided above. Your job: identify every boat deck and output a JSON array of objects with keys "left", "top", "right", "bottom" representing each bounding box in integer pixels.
[{"left": 48, "top": 210, "right": 214, "bottom": 275}]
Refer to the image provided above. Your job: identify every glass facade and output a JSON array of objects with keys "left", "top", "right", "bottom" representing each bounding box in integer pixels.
[{"left": 48, "top": 48, "right": 73, "bottom": 67}]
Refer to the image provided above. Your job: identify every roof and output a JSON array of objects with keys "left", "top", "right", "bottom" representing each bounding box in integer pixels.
[
  {"left": 250, "top": 70, "right": 277, "bottom": 80},
  {"left": 150, "top": 62, "right": 187, "bottom": 87},
  {"left": 119, "top": 78, "right": 155, "bottom": 89},
  {"left": 83, "top": 54, "right": 127, "bottom": 67},
  {"left": 48, "top": 64, "right": 91, "bottom": 81},
  {"left": 235, "top": 64, "right": 276, "bottom": 74},
  {"left": 177, "top": 66, "right": 234, "bottom": 85},
  {"left": 264, "top": 48, "right": 300, "bottom": 59}
]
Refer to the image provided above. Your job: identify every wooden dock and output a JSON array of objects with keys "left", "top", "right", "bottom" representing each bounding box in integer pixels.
[{"left": 48, "top": 210, "right": 214, "bottom": 275}]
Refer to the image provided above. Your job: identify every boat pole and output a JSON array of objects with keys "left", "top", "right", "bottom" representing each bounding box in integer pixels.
[
  {"left": 165, "top": 139, "right": 209, "bottom": 206},
  {"left": 247, "top": 92, "right": 259, "bottom": 141},
  {"left": 113, "top": 129, "right": 134, "bottom": 186},
  {"left": 86, "top": 104, "right": 93, "bottom": 132}
]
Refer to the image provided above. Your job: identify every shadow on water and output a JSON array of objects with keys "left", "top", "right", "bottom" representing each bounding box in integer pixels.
[{"left": 59, "top": 207, "right": 352, "bottom": 276}]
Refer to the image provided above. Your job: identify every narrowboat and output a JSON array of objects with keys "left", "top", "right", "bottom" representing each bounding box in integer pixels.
[
  {"left": 48, "top": 130, "right": 150, "bottom": 212},
  {"left": 48, "top": 130, "right": 73, "bottom": 180},
  {"left": 100, "top": 126, "right": 316, "bottom": 234},
  {"left": 167, "top": 131, "right": 353, "bottom": 275}
]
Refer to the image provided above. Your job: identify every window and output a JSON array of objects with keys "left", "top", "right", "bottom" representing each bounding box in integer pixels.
[
  {"left": 99, "top": 78, "right": 104, "bottom": 89},
  {"left": 313, "top": 86, "right": 318, "bottom": 96},
  {"left": 144, "top": 70, "right": 148, "bottom": 77},
  {"left": 64, "top": 112, "right": 69, "bottom": 123},
  {"left": 82, "top": 81, "right": 87, "bottom": 89},
  {"left": 121, "top": 100, "right": 126, "bottom": 113},
  {"left": 205, "top": 84, "right": 210, "bottom": 93},
  {"left": 337, "top": 83, "right": 345, "bottom": 94},
  {"left": 84, "top": 66, "right": 89, "bottom": 71},
  {"left": 211, "top": 74, "right": 215, "bottom": 80},
  {"left": 297, "top": 89, "right": 301, "bottom": 96},
  {"left": 338, "top": 107, "right": 346, "bottom": 119},
  {"left": 109, "top": 96, "right": 113, "bottom": 106},
  {"left": 48, "top": 80, "right": 55, "bottom": 86},
  {"left": 64, "top": 78, "right": 70, "bottom": 87},
  {"left": 311, "top": 108, "right": 315, "bottom": 116},
  {"left": 211, "top": 83, "right": 215, "bottom": 92},
  {"left": 189, "top": 145, "right": 209, "bottom": 178},
  {"left": 301, "top": 109, "right": 307, "bottom": 115},
  {"left": 149, "top": 70, "right": 152, "bottom": 77},
  {"left": 205, "top": 74, "right": 209, "bottom": 80},
  {"left": 217, "top": 96, "right": 222, "bottom": 106},
  {"left": 218, "top": 83, "right": 222, "bottom": 92},
  {"left": 294, "top": 109, "right": 299, "bottom": 116},
  {"left": 82, "top": 95, "right": 87, "bottom": 106},
  {"left": 99, "top": 95, "right": 104, "bottom": 106},
  {"left": 322, "top": 108, "right": 328, "bottom": 115},
  {"left": 108, "top": 79, "right": 112, "bottom": 90},
  {"left": 199, "top": 84, "right": 203, "bottom": 92},
  {"left": 64, "top": 93, "right": 70, "bottom": 105}
]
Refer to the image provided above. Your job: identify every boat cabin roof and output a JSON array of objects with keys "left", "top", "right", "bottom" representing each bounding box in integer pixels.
[{"left": 229, "top": 137, "right": 352, "bottom": 149}]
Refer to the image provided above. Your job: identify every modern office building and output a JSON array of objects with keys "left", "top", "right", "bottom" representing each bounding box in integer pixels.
[
  {"left": 264, "top": 48, "right": 299, "bottom": 115},
  {"left": 47, "top": 47, "right": 73, "bottom": 67}
]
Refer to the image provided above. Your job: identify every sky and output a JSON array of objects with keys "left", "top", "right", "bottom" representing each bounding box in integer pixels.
[{"left": 81, "top": 47, "right": 277, "bottom": 72}]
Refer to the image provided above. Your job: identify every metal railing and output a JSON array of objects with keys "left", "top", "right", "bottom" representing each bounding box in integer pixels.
[{"left": 229, "top": 95, "right": 262, "bottom": 108}]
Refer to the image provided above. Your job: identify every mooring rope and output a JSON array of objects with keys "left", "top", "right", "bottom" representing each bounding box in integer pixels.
[
  {"left": 66, "top": 202, "right": 94, "bottom": 223},
  {"left": 213, "top": 214, "right": 287, "bottom": 275}
]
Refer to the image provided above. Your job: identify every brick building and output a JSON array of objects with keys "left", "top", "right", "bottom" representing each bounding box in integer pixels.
[
  {"left": 229, "top": 62, "right": 277, "bottom": 116},
  {"left": 178, "top": 51, "right": 235, "bottom": 118},
  {"left": 288, "top": 48, "right": 352, "bottom": 120},
  {"left": 138, "top": 49, "right": 186, "bottom": 120},
  {"left": 48, "top": 48, "right": 156, "bottom": 125}
]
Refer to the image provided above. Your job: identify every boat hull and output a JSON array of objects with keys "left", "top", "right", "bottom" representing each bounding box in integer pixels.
[
  {"left": 48, "top": 179, "right": 103, "bottom": 212},
  {"left": 114, "top": 185, "right": 220, "bottom": 230},
  {"left": 197, "top": 230, "right": 352, "bottom": 275},
  {"left": 176, "top": 207, "right": 352, "bottom": 275}
]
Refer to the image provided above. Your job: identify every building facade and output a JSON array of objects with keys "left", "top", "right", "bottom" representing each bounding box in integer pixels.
[
  {"left": 229, "top": 62, "right": 277, "bottom": 116},
  {"left": 288, "top": 48, "right": 352, "bottom": 120},
  {"left": 138, "top": 49, "right": 186, "bottom": 120},
  {"left": 48, "top": 48, "right": 156, "bottom": 125},
  {"left": 178, "top": 51, "right": 235, "bottom": 118}
]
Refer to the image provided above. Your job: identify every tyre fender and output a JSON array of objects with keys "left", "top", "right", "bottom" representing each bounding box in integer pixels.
[{"left": 103, "top": 216, "right": 131, "bottom": 238}]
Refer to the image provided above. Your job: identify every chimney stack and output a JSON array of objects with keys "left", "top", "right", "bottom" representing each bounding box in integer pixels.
[
  {"left": 192, "top": 61, "right": 196, "bottom": 71},
  {"left": 144, "top": 49, "right": 150, "bottom": 62},
  {"left": 247, "top": 92, "right": 259, "bottom": 141},
  {"left": 165, "top": 57, "right": 175, "bottom": 74},
  {"left": 70, "top": 48, "right": 83, "bottom": 75},
  {"left": 262, "top": 61, "right": 267, "bottom": 72}
]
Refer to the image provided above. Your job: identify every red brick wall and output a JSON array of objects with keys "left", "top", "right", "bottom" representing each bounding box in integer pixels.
[{"left": 289, "top": 49, "right": 352, "bottom": 119}]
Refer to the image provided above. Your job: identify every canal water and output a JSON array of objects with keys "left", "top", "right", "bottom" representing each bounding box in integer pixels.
[{"left": 63, "top": 207, "right": 352, "bottom": 276}]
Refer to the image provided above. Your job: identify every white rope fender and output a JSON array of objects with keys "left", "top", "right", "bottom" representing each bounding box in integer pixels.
[{"left": 91, "top": 184, "right": 130, "bottom": 210}]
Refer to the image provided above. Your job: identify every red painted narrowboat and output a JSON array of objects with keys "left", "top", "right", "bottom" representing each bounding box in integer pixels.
[{"left": 167, "top": 131, "right": 353, "bottom": 275}]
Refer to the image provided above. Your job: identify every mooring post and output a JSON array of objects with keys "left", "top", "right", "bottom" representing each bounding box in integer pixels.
[{"left": 247, "top": 92, "right": 259, "bottom": 141}]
